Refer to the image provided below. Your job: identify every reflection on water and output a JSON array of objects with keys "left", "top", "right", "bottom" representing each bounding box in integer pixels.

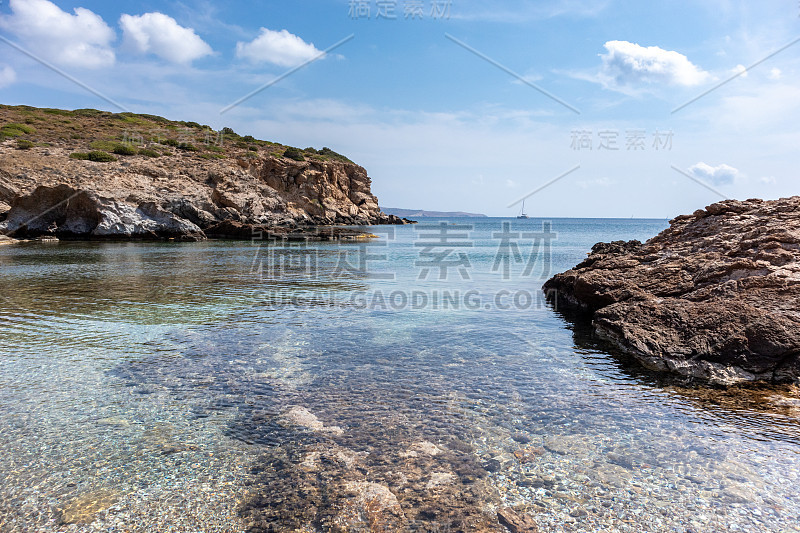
[{"left": 1, "top": 219, "right": 799, "bottom": 532}]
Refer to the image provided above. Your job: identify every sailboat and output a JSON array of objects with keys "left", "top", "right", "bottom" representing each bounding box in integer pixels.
[{"left": 517, "top": 199, "right": 529, "bottom": 219}]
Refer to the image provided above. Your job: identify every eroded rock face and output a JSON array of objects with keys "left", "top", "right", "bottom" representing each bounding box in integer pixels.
[
  {"left": 0, "top": 185, "right": 203, "bottom": 240},
  {"left": 0, "top": 146, "right": 405, "bottom": 240},
  {"left": 544, "top": 197, "right": 800, "bottom": 385}
]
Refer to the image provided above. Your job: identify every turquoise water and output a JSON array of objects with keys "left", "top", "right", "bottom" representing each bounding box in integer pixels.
[{"left": 1, "top": 218, "right": 799, "bottom": 532}]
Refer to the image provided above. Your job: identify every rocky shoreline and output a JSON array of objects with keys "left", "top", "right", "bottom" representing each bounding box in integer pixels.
[
  {"left": 0, "top": 146, "right": 411, "bottom": 242},
  {"left": 0, "top": 105, "right": 413, "bottom": 242},
  {"left": 544, "top": 197, "right": 800, "bottom": 385}
]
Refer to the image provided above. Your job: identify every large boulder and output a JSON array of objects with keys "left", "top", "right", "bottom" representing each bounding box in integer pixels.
[
  {"left": 0, "top": 185, "right": 205, "bottom": 240},
  {"left": 544, "top": 197, "right": 800, "bottom": 385}
]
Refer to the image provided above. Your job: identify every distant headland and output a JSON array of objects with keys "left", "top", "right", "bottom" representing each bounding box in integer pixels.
[{"left": 381, "top": 207, "right": 487, "bottom": 218}]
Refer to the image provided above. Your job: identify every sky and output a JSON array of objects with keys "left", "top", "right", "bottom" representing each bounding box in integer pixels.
[{"left": 0, "top": 0, "right": 798, "bottom": 218}]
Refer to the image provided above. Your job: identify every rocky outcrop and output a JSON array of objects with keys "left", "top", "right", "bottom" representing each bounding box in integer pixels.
[
  {"left": 544, "top": 197, "right": 800, "bottom": 385},
  {"left": 2, "top": 184, "right": 204, "bottom": 240},
  {"left": 0, "top": 145, "right": 408, "bottom": 240}
]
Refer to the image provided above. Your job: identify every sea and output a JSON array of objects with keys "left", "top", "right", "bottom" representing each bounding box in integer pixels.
[{"left": 1, "top": 217, "right": 798, "bottom": 532}]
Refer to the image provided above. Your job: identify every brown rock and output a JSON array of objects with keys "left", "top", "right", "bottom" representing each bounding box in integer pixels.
[
  {"left": 56, "top": 489, "right": 120, "bottom": 525},
  {"left": 544, "top": 197, "right": 800, "bottom": 384},
  {"left": 333, "top": 481, "right": 405, "bottom": 531},
  {"left": 497, "top": 507, "right": 538, "bottom": 533},
  {"left": 513, "top": 446, "right": 544, "bottom": 463}
]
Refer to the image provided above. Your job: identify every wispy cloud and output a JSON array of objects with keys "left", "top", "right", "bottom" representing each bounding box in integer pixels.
[
  {"left": 576, "top": 177, "right": 615, "bottom": 189},
  {"left": 689, "top": 162, "right": 740, "bottom": 185},
  {"left": 454, "top": 0, "right": 610, "bottom": 22},
  {"left": 0, "top": 65, "right": 16, "bottom": 88}
]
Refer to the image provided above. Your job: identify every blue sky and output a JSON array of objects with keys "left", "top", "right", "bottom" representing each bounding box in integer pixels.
[{"left": 1, "top": 0, "right": 798, "bottom": 217}]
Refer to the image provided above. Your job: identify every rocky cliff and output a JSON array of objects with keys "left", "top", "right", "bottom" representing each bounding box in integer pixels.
[
  {"left": 0, "top": 105, "right": 407, "bottom": 240},
  {"left": 544, "top": 197, "right": 800, "bottom": 385}
]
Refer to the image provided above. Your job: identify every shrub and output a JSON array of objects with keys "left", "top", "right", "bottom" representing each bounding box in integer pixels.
[
  {"left": 115, "top": 113, "right": 147, "bottom": 125},
  {"left": 136, "top": 113, "right": 171, "bottom": 124},
  {"left": 208, "top": 145, "right": 225, "bottom": 153},
  {"left": 283, "top": 147, "right": 305, "bottom": 161},
  {"left": 112, "top": 144, "right": 138, "bottom": 155},
  {"left": 88, "top": 151, "right": 117, "bottom": 162},
  {"left": 71, "top": 109, "right": 107, "bottom": 117},
  {"left": 248, "top": 145, "right": 258, "bottom": 151},
  {"left": 162, "top": 138, "right": 180, "bottom": 147},
  {"left": 70, "top": 151, "right": 117, "bottom": 162},
  {"left": 183, "top": 121, "right": 201, "bottom": 129},
  {"left": 16, "top": 139, "right": 34, "bottom": 150},
  {"left": 242, "top": 135, "right": 255, "bottom": 142},
  {"left": 43, "top": 108, "right": 72, "bottom": 116},
  {"left": 318, "top": 146, "right": 352, "bottom": 163},
  {"left": 221, "top": 127, "right": 237, "bottom": 136},
  {"left": 177, "top": 142, "right": 199, "bottom": 152},
  {"left": 199, "top": 153, "right": 226, "bottom": 160},
  {"left": 90, "top": 140, "right": 118, "bottom": 151},
  {"left": 1, "top": 123, "right": 36, "bottom": 137},
  {"left": 138, "top": 148, "right": 161, "bottom": 158}
]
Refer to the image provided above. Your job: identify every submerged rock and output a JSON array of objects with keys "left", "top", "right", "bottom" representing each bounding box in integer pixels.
[
  {"left": 334, "top": 482, "right": 405, "bottom": 531},
  {"left": 276, "top": 406, "right": 345, "bottom": 436},
  {"left": 56, "top": 489, "right": 120, "bottom": 525},
  {"left": 544, "top": 197, "right": 800, "bottom": 385},
  {"left": 239, "top": 437, "right": 502, "bottom": 532},
  {"left": 497, "top": 506, "right": 539, "bottom": 533}
]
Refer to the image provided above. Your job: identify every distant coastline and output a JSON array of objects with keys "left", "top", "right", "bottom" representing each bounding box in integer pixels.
[{"left": 381, "top": 207, "right": 488, "bottom": 218}]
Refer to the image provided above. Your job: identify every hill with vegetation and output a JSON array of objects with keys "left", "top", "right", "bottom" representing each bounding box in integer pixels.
[{"left": 0, "top": 105, "right": 407, "bottom": 240}]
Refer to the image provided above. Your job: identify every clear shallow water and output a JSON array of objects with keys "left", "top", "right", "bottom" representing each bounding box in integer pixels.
[{"left": 1, "top": 218, "right": 799, "bottom": 532}]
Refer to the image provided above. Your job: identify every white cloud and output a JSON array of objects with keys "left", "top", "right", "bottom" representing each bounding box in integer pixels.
[
  {"left": 120, "top": 13, "right": 212, "bottom": 64},
  {"left": 730, "top": 64, "right": 748, "bottom": 78},
  {"left": 689, "top": 162, "right": 740, "bottom": 185},
  {"left": 769, "top": 68, "right": 782, "bottom": 80},
  {"left": 599, "top": 40, "right": 711, "bottom": 88},
  {"left": 236, "top": 28, "right": 323, "bottom": 67},
  {"left": 0, "top": 66, "right": 16, "bottom": 88},
  {"left": 760, "top": 176, "right": 776, "bottom": 185},
  {"left": 0, "top": 0, "right": 115, "bottom": 69}
]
